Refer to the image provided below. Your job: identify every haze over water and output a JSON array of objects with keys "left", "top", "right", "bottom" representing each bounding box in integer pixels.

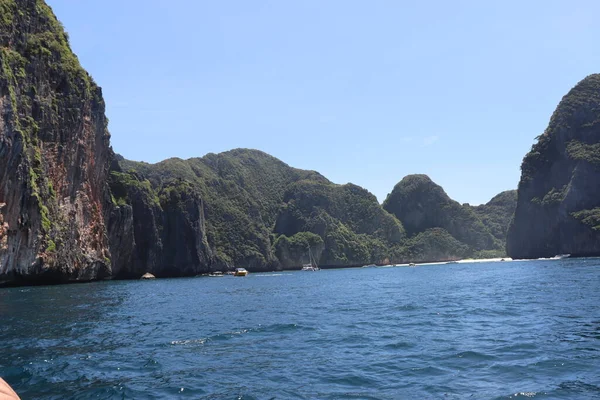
[{"left": 1, "top": 259, "right": 599, "bottom": 399}]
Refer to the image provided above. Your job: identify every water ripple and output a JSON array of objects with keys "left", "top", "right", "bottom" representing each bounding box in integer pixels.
[{"left": 1, "top": 259, "right": 600, "bottom": 398}]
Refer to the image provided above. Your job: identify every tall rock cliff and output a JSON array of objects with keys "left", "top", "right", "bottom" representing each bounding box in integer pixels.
[
  {"left": 0, "top": 0, "right": 114, "bottom": 283},
  {"left": 107, "top": 166, "right": 214, "bottom": 278},
  {"left": 507, "top": 74, "right": 600, "bottom": 259},
  {"left": 383, "top": 174, "right": 498, "bottom": 253},
  {"left": 274, "top": 180, "right": 405, "bottom": 267},
  {"left": 0, "top": 0, "right": 520, "bottom": 284},
  {"left": 116, "top": 149, "right": 406, "bottom": 271}
]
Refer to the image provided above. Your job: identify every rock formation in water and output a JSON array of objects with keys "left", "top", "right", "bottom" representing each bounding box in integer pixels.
[
  {"left": 0, "top": 0, "right": 520, "bottom": 285},
  {"left": 274, "top": 179, "right": 405, "bottom": 267},
  {"left": 507, "top": 74, "right": 600, "bottom": 259},
  {"left": 108, "top": 163, "right": 213, "bottom": 278},
  {"left": 0, "top": 0, "right": 114, "bottom": 283},
  {"left": 116, "top": 154, "right": 518, "bottom": 270},
  {"left": 383, "top": 175, "right": 514, "bottom": 258},
  {"left": 115, "top": 149, "right": 405, "bottom": 270}
]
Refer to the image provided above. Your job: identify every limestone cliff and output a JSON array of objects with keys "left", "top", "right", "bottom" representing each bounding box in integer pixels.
[
  {"left": 117, "top": 150, "right": 405, "bottom": 271},
  {"left": 383, "top": 175, "right": 498, "bottom": 253},
  {"left": 0, "top": 0, "right": 521, "bottom": 284},
  {"left": 471, "top": 190, "right": 517, "bottom": 244},
  {"left": 274, "top": 180, "right": 405, "bottom": 267},
  {"left": 108, "top": 167, "right": 214, "bottom": 278},
  {"left": 507, "top": 74, "right": 600, "bottom": 259},
  {"left": 0, "top": 0, "right": 114, "bottom": 283}
]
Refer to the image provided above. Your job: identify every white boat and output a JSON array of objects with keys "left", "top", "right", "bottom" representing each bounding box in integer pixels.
[{"left": 301, "top": 246, "right": 320, "bottom": 271}]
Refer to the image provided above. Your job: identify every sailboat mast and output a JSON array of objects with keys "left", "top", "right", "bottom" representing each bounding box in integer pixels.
[{"left": 308, "top": 245, "right": 318, "bottom": 268}]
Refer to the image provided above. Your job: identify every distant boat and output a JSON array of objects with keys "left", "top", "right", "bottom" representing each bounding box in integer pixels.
[
  {"left": 362, "top": 264, "right": 377, "bottom": 268},
  {"left": 539, "top": 254, "right": 571, "bottom": 261},
  {"left": 209, "top": 271, "right": 224, "bottom": 277},
  {"left": 301, "top": 246, "right": 320, "bottom": 271},
  {"left": 408, "top": 263, "right": 416, "bottom": 267},
  {"left": 553, "top": 254, "right": 571, "bottom": 259},
  {"left": 234, "top": 268, "right": 248, "bottom": 276}
]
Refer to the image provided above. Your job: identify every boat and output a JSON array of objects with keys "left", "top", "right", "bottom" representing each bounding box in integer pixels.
[
  {"left": 301, "top": 246, "right": 320, "bottom": 271},
  {"left": 362, "top": 264, "right": 377, "bottom": 268},
  {"left": 234, "top": 268, "right": 248, "bottom": 276},
  {"left": 224, "top": 271, "right": 235, "bottom": 276},
  {"left": 208, "top": 271, "right": 224, "bottom": 277},
  {"left": 408, "top": 263, "right": 416, "bottom": 267}
]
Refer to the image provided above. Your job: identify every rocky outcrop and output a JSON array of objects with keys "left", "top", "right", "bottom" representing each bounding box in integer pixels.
[
  {"left": 118, "top": 150, "right": 405, "bottom": 271},
  {"left": 471, "top": 190, "right": 517, "bottom": 243},
  {"left": 507, "top": 74, "right": 600, "bottom": 258},
  {"left": 0, "top": 0, "right": 114, "bottom": 284},
  {"left": 0, "top": 0, "right": 523, "bottom": 285},
  {"left": 383, "top": 175, "right": 497, "bottom": 253},
  {"left": 108, "top": 171, "right": 214, "bottom": 278},
  {"left": 274, "top": 180, "right": 405, "bottom": 266}
]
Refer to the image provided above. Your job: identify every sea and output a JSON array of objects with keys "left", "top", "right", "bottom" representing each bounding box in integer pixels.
[{"left": 1, "top": 259, "right": 599, "bottom": 399}]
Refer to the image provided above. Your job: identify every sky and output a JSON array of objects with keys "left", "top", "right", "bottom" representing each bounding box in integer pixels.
[{"left": 47, "top": 0, "right": 600, "bottom": 205}]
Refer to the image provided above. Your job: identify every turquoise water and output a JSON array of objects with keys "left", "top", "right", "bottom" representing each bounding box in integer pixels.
[{"left": 1, "top": 259, "right": 600, "bottom": 399}]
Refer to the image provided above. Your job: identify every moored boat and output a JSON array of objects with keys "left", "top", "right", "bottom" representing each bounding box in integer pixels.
[
  {"left": 234, "top": 268, "right": 248, "bottom": 276},
  {"left": 301, "top": 246, "right": 320, "bottom": 271}
]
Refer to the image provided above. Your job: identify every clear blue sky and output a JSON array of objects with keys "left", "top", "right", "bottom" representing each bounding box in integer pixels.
[{"left": 47, "top": 0, "right": 600, "bottom": 205}]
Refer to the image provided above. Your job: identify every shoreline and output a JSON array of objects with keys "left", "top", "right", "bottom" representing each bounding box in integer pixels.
[{"left": 2, "top": 255, "right": 591, "bottom": 288}]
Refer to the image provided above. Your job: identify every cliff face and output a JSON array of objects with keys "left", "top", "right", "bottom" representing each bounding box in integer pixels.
[
  {"left": 507, "top": 75, "right": 600, "bottom": 259},
  {"left": 117, "top": 150, "right": 405, "bottom": 271},
  {"left": 0, "top": 0, "right": 114, "bottom": 283},
  {"left": 117, "top": 149, "right": 326, "bottom": 272},
  {"left": 0, "top": 0, "right": 521, "bottom": 284},
  {"left": 383, "top": 175, "right": 498, "bottom": 254},
  {"left": 108, "top": 169, "right": 213, "bottom": 278},
  {"left": 117, "top": 153, "right": 516, "bottom": 270},
  {"left": 274, "top": 180, "right": 405, "bottom": 267},
  {"left": 471, "top": 190, "right": 517, "bottom": 244}
]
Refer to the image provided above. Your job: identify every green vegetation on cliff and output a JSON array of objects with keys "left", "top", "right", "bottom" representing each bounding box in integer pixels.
[
  {"left": 508, "top": 74, "right": 600, "bottom": 259},
  {"left": 115, "top": 149, "right": 406, "bottom": 269},
  {"left": 112, "top": 151, "right": 516, "bottom": 272},
  {"left": 275, "top": 180, "right": 404, "bottom": 266},
  {"left": 566, "top": 140, "right": 600, "bottom": 165},
  {"left": 382, "top": 175, "right": 511, "bottom": 257},
  {"left": 571, "top": 208, "right": 600, "bottom": 231},
  {"left": 2, "top": 0, "right": 521, "bottom": 283},
  {"left": 393, "top": 228, "right": 469, "bottom": 262},
  {"left": 471, "top": 190, "right": 517, "bottom": 242},
  {"left": 1, "top": 0, "right": 112, "bottom": 282}
]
